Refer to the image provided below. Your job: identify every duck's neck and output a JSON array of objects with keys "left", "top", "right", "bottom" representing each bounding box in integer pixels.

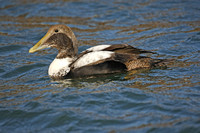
[
  {"left": 56, "top": 48, "right": 78, "bottom": 59},
  {"left": 48, "top": 57, "right": 74, "bottom": 78},
  {"left": 48, "top": 36, "right": 78, "bottom": 79}
]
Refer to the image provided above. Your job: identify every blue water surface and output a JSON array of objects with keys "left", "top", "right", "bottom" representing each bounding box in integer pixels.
[{"left": 0, "top": 0, "right": 200, "bottom": 133}]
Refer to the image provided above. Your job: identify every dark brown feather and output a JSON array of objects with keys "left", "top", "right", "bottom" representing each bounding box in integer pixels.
[{"left": 103, "top": 44, "right": 156, "bottom": 54}]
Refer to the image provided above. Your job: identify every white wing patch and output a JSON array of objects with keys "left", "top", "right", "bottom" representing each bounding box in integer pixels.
[
  {"left": 86, "top": 45, "right": 111, "bottom": 52},
  {"left": 73, "top": 51, "right": 114, "bottom": 69},
  {"left": 48, "top": 58, "right": 73, "bottom": 77}
]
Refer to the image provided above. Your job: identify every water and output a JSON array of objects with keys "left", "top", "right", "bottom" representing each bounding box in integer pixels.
[{"left": 0, "top": 0, "right": 200, "bottom": 132}]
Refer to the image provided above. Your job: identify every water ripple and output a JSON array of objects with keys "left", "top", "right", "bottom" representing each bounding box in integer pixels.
[{"left": 0, "top": 0, "right": 200, "bottom": 132}]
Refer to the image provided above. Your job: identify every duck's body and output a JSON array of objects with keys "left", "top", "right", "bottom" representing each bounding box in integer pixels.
[{"left": 29, "top": 25, "right": 167, "bottom": 80}]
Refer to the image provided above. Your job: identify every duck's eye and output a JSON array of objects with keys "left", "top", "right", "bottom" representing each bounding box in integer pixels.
[{"left": 54, "top": 29, "right": 59, "bottom": 33}]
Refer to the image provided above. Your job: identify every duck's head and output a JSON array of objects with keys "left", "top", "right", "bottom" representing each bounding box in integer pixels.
[{"left": 29, "top": 25, "right": 78, "bottom": 58}]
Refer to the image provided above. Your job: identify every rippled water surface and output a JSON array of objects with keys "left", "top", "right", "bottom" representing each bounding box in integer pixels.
[{"left": 0, "top": 0, "right": 200, "bottom": 132}]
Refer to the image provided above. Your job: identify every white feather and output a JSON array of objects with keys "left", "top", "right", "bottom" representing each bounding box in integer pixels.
[
  {"left": 86, "top": 45, "right": 111, "bottom": 52},
  {"left": 73, "top": 51, "right": 114, "bottom": 69},
  {"left": 48, "top": 58, "right": 73, "bottom": 77}
]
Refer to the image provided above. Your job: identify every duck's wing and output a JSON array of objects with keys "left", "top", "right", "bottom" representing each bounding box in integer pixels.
[
  {"left": 68, "top": 51, "right": 127, "bottom": 78},
  {"left": 66, "top": 44, "right": 164, "bottom": 78},
  {"left": 73, "top": 44, "right": 155, "bottom": 65},
  {"left": 85, "top": 44, "right": 156, "bottom": 54},
  {"left": 70, "top": 51, "right": 116, "bottom": 69},
  {"left": 103, "top": 44, "right": 155, "bottom": 54},
  {"left": 71, "top": 44, "right": 159, "bottom": 70},
  {"left": 67, "top": 50, "right": 164, "bottom": 78}
]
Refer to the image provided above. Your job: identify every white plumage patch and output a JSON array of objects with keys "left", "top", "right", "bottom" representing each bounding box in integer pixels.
[
  {"left": 48, "top": 57, "right": 73, "bottom": 77},
  {"left": 73, "top": 51, "right": 114, "bottom": 69},
  {"left": 86, "top": 45, "right": 111, "bottom": 52}
]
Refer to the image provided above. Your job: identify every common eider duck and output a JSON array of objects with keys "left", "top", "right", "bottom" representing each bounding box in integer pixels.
[{"left": 29, "top": 25, "right": 167, "bottom": 80}]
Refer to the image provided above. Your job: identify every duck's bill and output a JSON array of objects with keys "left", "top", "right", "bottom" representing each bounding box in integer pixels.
[
  {"left": 29, "top": 32, "right": 50, "bottom": 53},
  {"left": 29, "top": 43, "right": 49, "bottom": 53}
]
